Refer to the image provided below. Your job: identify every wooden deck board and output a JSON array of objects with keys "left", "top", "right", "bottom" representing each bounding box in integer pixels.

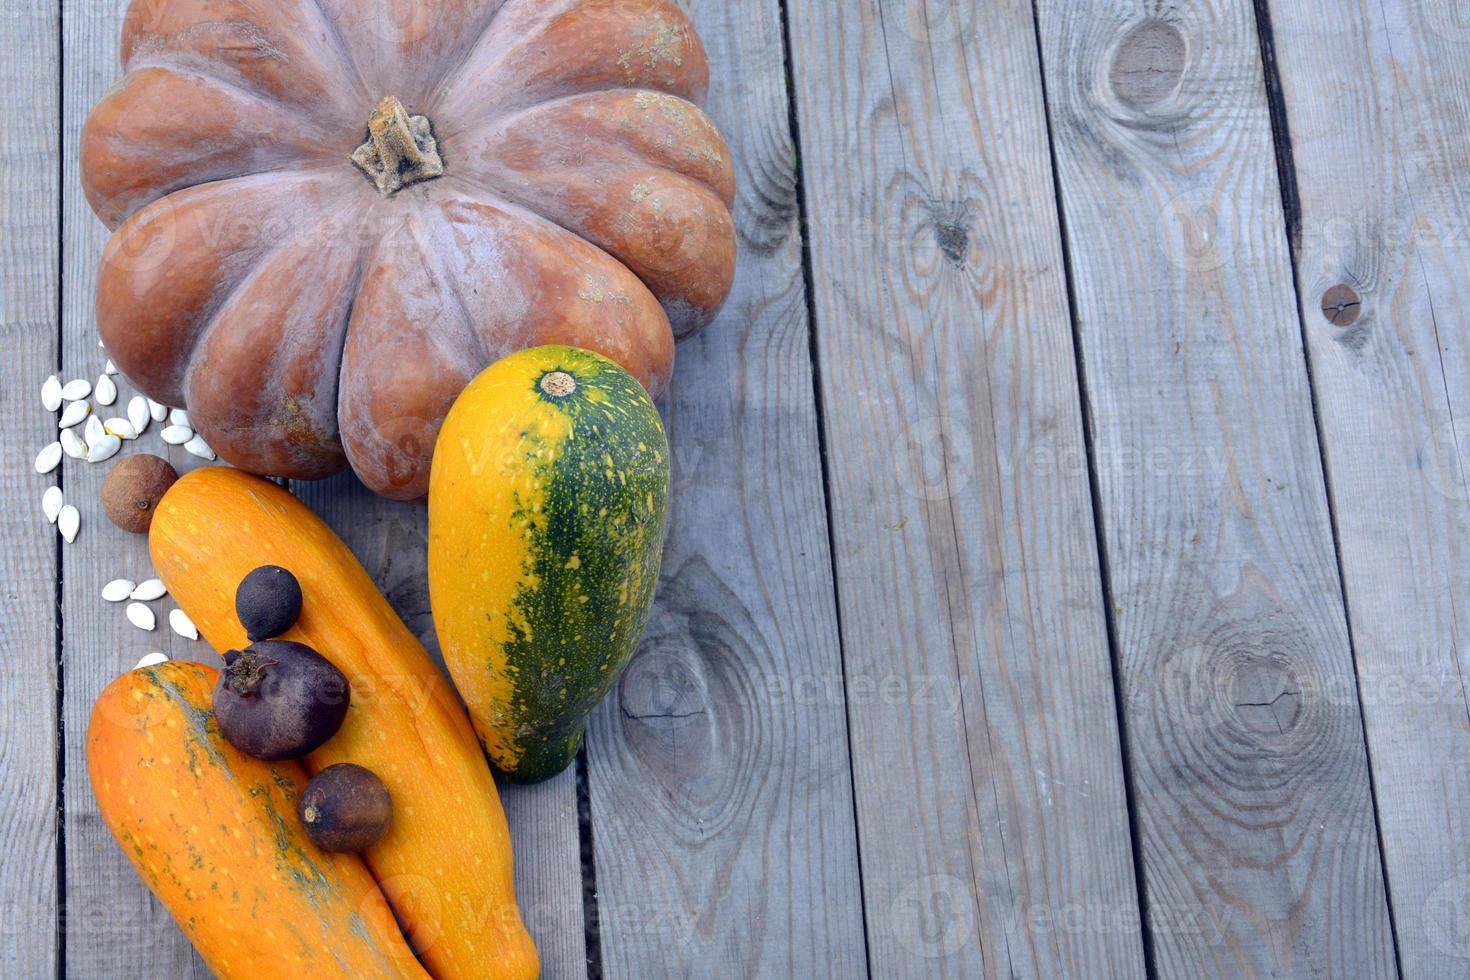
[
  {"left": 57, "top": 4, "right": 214, "bottom": 975},
  {"left": 0, "top": 2, "right": 60, "bottom": 976},
  {"left": 583, "top": 1, "right": 867, "bottom": 976},
  {"left": 784, "top": 2, "right": 1145, "bottom": 976},
  {"left": 1033, "top": 0, "right": 1396, "bottom": 974},
  {"left": 1265, "top": 0, "right": 1470, "bottom": 974}
]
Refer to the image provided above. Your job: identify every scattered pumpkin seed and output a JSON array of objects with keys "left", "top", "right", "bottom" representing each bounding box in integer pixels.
[
  {"left": 135, "top": 652, "right": 169, "bottom": 669},
  {"left": 127, "top": 396, "right": 150, "bottom": 436},
  {"left": 147, "top": 399, "right": 168, "bottom": 423},
  {"left": 42, "top": 376, "right": 63, "bottom": 413},
  {"left": 88, "top": 434, "right": 123, "bottom": 464},
  {"left": 102, "top": 579, "right": 136, "bottom": 603},
  {"left": 160, "top": 425, "right": 192, "bottom": 445},
  {"left": 169, "top": 609, "right": 199, "bottom": 641},
  {"left": 125, "top": 602, "right": 156, "bottom": 631},
  {"left": 169, "top": 408, "right": 190, "bottom": 428},
  {"left": 35, "top": 442, "right": 62, "bottom": 474},
  {"left": 84, "top": 414, "right": 106, "bottom": 448},
  {"left": 105, "top": 360, "right": 119, "bottom": 376},
  {"left": 130, "top": 579, "right": 167, "bottom": 601},
  {"left": 184, "top": 434, "right": 216, "bottom": 460},
  {"left": 95, "top": 374, "right": 118, "bottom": 407},
  {"left": 58, "top": 401, "right": 91, "bottom": 429},
  {"left": 61, "top": 379, "right": 91, "bottom": 401},
  {"left": 43, "top": 486, "right": 63, "bottom": 524},
  {"left": 104, "top": 418, "right": 138, "bottom": 440},
  {"left": 58, "top": 505, "right": 80, "bottom": 544},
  {"left": 61, "top": 429, "right": 88, "bottom": 459}
]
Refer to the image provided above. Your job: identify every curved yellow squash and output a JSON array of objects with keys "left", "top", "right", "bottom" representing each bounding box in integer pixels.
[
  {"left": 89, "top": 662, "right": 426, "bottom": 979},
  {"left": 150, "top": 468, "right": 539, "bottom": 979}
]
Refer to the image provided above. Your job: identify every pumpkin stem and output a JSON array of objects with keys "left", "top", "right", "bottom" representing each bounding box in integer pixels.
[
  {"left": 351, "top": 96, "right": 445, "bottom": 197},
  {"left": 224, "top": 649, "right": 279, "bottom": 698}
]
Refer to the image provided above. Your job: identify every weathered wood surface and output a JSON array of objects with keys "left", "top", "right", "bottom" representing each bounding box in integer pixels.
[
  {"left": 1034, "top": 0, "right": 1395, "bottom": 975},
  {"left": 1266, "top": 0, "right": 1470, "bottom": 975},
  {"left": 583, "top": 1, "right": 867, "bottom": 977},
  {"left": 0, "top": 2, "right": 60, "bottom": 976},
  {"left": 296, "top": 475, "right": 590, "bottom": 980},
  {"left": 58, "top": 3, "right": 212, "bottom": 974},
  {"left": 784, "top": 1, "right": 1144, "bottom": 976}
]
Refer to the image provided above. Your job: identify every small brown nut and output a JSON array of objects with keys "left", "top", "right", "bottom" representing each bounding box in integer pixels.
[
  {"left": 102, "top": 454, "right": 179, "bottom": 534},
  {"left": 299, "top": 764, "right": 392, "bottom": 853}
]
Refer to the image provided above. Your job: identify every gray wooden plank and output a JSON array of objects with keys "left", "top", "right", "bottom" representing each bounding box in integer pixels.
[
  {"left": 295, "top": 475, "right": 589, "bottom": 980},
  {"left": 1033, "top": 0, "right": 1396, "bottom": 975},
  {"left": 785, "top": 2, "right": 1145, "bottom": 976},
  {"left": 1264, "top": 1, "right": 1470, "bottom": 974},
  {"left": 59, "top": 1, "right": 215, "bottom": 974},
  {"left": 582, "top": 1, "right": 868, "bottom": 977},
  {"left": 0, "top": 1, "right": 60, "bottom": 976}
]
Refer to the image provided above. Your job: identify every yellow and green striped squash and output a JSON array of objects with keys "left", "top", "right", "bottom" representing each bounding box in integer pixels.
[{"left": 429, "top": 346, "right": 671, "bottom": 782}]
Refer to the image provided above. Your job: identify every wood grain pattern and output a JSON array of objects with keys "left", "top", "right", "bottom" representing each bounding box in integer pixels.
[
  {"left": 58, "top": 2, "right": 216, "bottom": 973},
  {"left": 1033, "top": 0, "right": 1395, "bottom": 974},
  {"left": 1265, "top": 0, "right": 1470, "bottom": 974},
  {"left": 785, "top": 1, "right": 1145, "bottom": 976},
  {"left": 582, "top": 1, "right": 868, "bottom": 976},
  {"left": 295, "top": 473, "right": 590, "bottom": 980},
  {"left": 0, "top": 2, "right": 60, "bottom": 975}
]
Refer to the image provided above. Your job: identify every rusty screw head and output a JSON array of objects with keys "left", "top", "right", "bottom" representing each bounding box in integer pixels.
[{"left": 1321, "top": 284, "right": 1362, "bottom": 326}]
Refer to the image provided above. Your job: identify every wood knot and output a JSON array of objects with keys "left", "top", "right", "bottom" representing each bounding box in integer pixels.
[
  {"left": 934, "top": 222, "right": 969, "bottom": 265},
  {"left": 1110, "top": 21, "right": 1186, "bottom": 109},
  {"left": 1321, "top": 284, "right": 1362, "bottom": 326}
]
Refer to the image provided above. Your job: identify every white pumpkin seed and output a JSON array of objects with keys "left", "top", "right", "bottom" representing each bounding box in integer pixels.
[
  {"left": 125, "top": 602, "right": 156, "bottom": 631},
  {"left": 35, "top": 442, "right": 62, "bottom": 474},
  {"left": 127, "top": 396, "right": 150, "bottom": 435},
  {"left": 102, "top": 579, "right": 135, "bottom": 602},
  {"left": 161, "top": 425, "right": 193, "bottom": 445},
  {"left": 58, "top": 400, "right": 91, "bottom": 429},
  {"left": 130, "top": 579, "right": 167, "bottom": 601},
  {"left": 95, "top": 374, "right": 118, "bottom": 407},
  {"left": 105, "top": 360, "right": 119, "bottom": 376},
  {"left": 84, "top": 414, "right": 106, "bottom": 448},
  {"left": 104, "top": 418, "right": 138, "bottom": 440},
  {"left": 88, "top": 434, "right": 122, "bottom": 463},
  {"left": 184, "top": 434, "right": 216, "bottom": 460},
  {"left": 43, "top": 486, "right": 63, "bottom": 524},
  {"left": 58, "top": 505, "right": 79, "bottom": 544},
  {"left": 61, "top": 429, "right": 88, "bottom": 459},
  {"left": 61, "top": 379, "right": 91, "bottom": 401},
  {"left": 135, "top": 652, "right": 169, "bottom": 669},
  {"left": 147, "top": 399, "right": 169, "bottom": 423},
  {"left": 169, "top": 408, "right": 191, "bottom": 428},
  {"left": 169, "top": 609, "right": 199, "bottom": 641},
  {"left": 42, "top": 375, "right": 63, "bottom": 412}
]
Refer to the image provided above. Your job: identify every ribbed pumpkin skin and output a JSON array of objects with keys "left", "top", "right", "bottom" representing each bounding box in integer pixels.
[
  {"left": 88, "top": 662, "right": 427, "bottom": 980},
  {"left": 429, "top": 346, "right": 670, "bottom": 782},
  {"left": 80, "top": 0, "right": 736, "bottom": 500},
  {"left": 149, "top": 468, "right": 538, "bottom": 979}
]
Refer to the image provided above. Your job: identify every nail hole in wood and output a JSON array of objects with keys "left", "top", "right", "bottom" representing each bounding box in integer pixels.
[{"left": 1321, "top": 284, "right": 1361, "bottom": 326}]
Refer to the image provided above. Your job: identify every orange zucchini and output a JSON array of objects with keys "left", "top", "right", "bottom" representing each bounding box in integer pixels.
[
  {"left": 149, "top": 468, "right": 539, "bottom": 979},
  {"left": 88, "top": 662, "right": 426, "bottom": 979}
]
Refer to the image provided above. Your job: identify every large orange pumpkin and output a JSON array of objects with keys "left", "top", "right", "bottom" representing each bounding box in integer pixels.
[{"left": 82, "top": 0, "right": 736, "bottom": 500}]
